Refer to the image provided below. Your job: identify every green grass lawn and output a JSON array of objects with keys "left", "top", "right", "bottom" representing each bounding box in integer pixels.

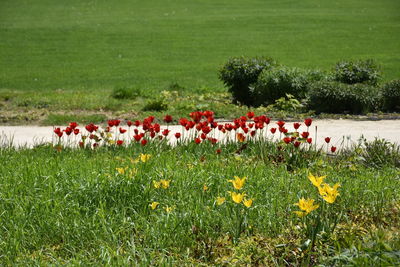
[
  {"left": 1, "top": 0, "right": 399, "bottom": 92},
  {"left": 0, "top": 142, "right": 399, "bottom": 265}
]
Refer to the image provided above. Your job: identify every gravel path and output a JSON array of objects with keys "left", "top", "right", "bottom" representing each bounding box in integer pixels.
[{"left": 0, "top": 119, "right": 399, "bottom": 148}]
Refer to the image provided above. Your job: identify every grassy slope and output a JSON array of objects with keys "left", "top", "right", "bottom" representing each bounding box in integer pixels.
[
  {"left": 0, "top": 144, "right": 399, "bottom": 265},
  {"left": 0, "top": 0, "right": 399, "bottom": 92}
]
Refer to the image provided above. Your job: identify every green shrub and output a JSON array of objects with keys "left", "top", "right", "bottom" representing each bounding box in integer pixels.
[
  {"left": 253, "top": 67, "right": 312, "bottom": 106},
  {"left": 308, "top": 81, "right": 381, "bottom": 114},
  {"left": 218, "top": 57, "right": 277, "bottom": 106},
  {"left": 142, "top": 99, "right": 168, "bottom": 111},
  {"left": 333, "top": 59, "right": 380, "bottom": 85},
  {"left": 381, "top": 79, "right": 400, "bottom": 111},
  {"left": 111, "top": 87, "right": 142, "bottom": 100}
]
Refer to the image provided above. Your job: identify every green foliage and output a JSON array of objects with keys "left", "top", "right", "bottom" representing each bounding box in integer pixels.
[
  {"left": 111, "top": 87, "right": 142, "bottom": 100},
  {"left": 270, "top": 94, "right": 303, "bottom": 112},
  {"left": 381, "top": 79, "right": 400, "bottom": 111},
  {"left": 219, "top": 57, "right": 277, "bottom": 106},
  {"left": 308, "top": 81, "right": 381, "bottom": 114},
  {"left": 253, "top": 67, "right": 316, "bottom": 106},
  {"left": 333, "top": 59, "right": 381, "bottom": 85},
  {"left": 142, "top": 99, "right": 168, "bottom": 111},
  {"left": 358, "top": 138, "right": 400, "bottom": 168}
]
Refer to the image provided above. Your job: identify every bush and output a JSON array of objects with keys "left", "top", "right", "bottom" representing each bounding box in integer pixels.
[
  {"left": 111, "top": 87, "right": 142, "bottom": 100},
  {"left": 381, "top": 80, "right": 400, "bottom": 111},
  {"left": 142, "top": 99, "right": 168, "bottom": 111},
  {"left": 308, "top": 81, "right": 381, "bottom": 114},
  {"left": 219, "top": 57, "right": 277, "bottom": 106},
  {"left": 333, "top": 59, "right": 380, "bottom": 85},
  {"left": 253, "top": 67, "right": 314, "bottom": 106}
]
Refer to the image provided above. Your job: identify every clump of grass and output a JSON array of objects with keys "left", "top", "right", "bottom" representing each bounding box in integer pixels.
[
  {"left": 111, "top": 87, "right": 142, "bottom": 100},
  {"left": 142, "top": 99, "right": 168, "bottom": 111}
]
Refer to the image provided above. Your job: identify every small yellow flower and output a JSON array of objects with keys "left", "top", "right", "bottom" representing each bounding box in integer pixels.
[
  {"left": 229, "top": 191, "right": 246, "bottom": 204},
  {"left": 153, "top": 180, "right": 161, "bottom": 189},
  {"left": 108, "top": 140, "right": 115, "bottom": 145},
  {"left": 150, "top": 202, "right": 159, "bottom": 210},
  {"left": 308, "top": 173, "right": 326, "bottom": 188},
  {"left": 107, "top": 133, "right": 113, "bottom": 138},
  {"left": 203, "top": 184, "right": 209, "bottom": 192},
  {"left": 216, "top": 197, "right": 226, "bottom": 205},
  {"left": 228, "top": 176, "right": 246, "bottom": 190},
  {"left": 116, "top": 167, "right": 127, "bottom": 175},
  {"left": 243, "top": 198, "right": 253, "bottom": 208},
  {"left": 294, "top": 198, "right": 319, "bottom": 214},
  {"left": 165, "top": 206, "right": 173, "bottom": 213},
  {"left": 160, "top": 179, "right": 170, "bottom": 189},
  {"left": 140, "top": 153, "right": 151, "bottom": 163}
]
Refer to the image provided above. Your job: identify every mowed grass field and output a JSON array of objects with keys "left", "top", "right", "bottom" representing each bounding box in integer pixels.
[{"left": 0, "top": 0, "right": 399, "bottom": 92}]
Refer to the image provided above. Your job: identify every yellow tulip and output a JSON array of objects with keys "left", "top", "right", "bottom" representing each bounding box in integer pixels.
[
  {"left": 140, "top": 153, "right": 151, "bottom": 163},
  {"left": 293, "top": 211, "right": 307, "bottom": 217},
  {"left": 230, "top": 191, "right": 246, "bottom": 204},
  {"left": 228, "top": 176, "right": 246, "bottom": 190},
  {"left": 160, "top": 179, "right": 170, "bottom": 189},
  {"left": 243, "top": 198, "right": 253, "bottom": 208},
  {"left": 319, "top": 183, "right": 340, "bottom": 204},
  {"left": 116, "top": 167, "right": 126, "bottom": 175},
  {"left": 150, "top": 202, "right": 159, "bottom": 210},
  {"left": 294, "top": 198, "right": 319, "bottom": 214},
  {"left": 308, "top": 173, "right": 326, "bottom": 188},
  {"left": 203, "top": 184, "right": 209, "bottom": 192},
  {"left": 216, "top": 197, "right": 226, "bottom": 205},
  {"left": 153, "top": 180, "right": 161, "bottom": 189}
]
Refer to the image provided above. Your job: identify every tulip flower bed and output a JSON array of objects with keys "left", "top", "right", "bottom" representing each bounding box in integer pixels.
[
  {"left": 1, "top": 112, "right": 399, "bottom": 265},
  {"left": 51, "top": 111, "right": 337, "bottom": 154}
]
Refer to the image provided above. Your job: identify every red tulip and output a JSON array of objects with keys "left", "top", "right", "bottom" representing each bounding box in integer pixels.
[
  {"left": 133, "top": 134, "right": 142, "bottom": 142},
  {"left": 134, "top": 120, "right": 141, "bottom": 127},
  {"left": 293, "top": 122, "right": 301, "bottom": 130},
  {"left": 175, "top": 133, "right": 181, "bottom": 139},
  {"left": 301, "top": 132, "right": 309, "bottom": 138},
  {"left": 64, "top": 127, "right": 73, "bottom": 136},
  {"left": 54, "top": 128, "right": 63, "bottom": 138},
  {"left": 119, "top": 128, "right": 127, "bottom": 134},
  {"left": 163, "top": 115, "right": 173, "bottom": 123},
  {"left": 200, "top": 133, "right": 207, "bottom": 140},
  {"left": 127, "top": 120, "right": 133, "bottom": 127},
  {"left": 216, "top": 148, "right": 222, "bottom": 154},
  {"left": 283, "top": 137, "right": 291, "bottom": 144},
  {"left": 277, "top": 120, "right": 285, "bottom": 128},
  {"left": 325, "top": 137, "right": 331, "bottom": 143},
  {"left": 69, "top": 122, "right": 78, "bottom": 129},
  {"left": 179, "top": 118, "right": 188, "bottom": 127},
  {"left": 294, "top": 141, "right": 301, "bottom": 148},
  {"left": 116, "top": 140, "right": 124, "bottom": 146},
  {"left": 331, "top": 146, "right": 337, "bottom": 153},
  {"left": 141, "top": 139, "right": 147, "bottom": 146},
  {"left": 250, "top": 130, "right": 256, "bottom": 137},
  {"left": 307, "top": 138, "right": 312, "bottom": 144},
  {"left": 195, "top": 138, "right": 201, "bottom": 144},
  {"left": 247, "top": 111, "right": 255, "bottom": 119},
  {"left": 162, "top": 129, "right": 170, "bottom": 136},
  {"left": 73, "top": 128, "right": 80, "bottom": 135},
  {"left": 304, "top": 118, "right": 312, "bottom": 127},
  {"left": 150, "top": 131, "right": 156, "bottom": 138},
  {"left": 270, "top": 128, "right": 277, "bottom": 134}
]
